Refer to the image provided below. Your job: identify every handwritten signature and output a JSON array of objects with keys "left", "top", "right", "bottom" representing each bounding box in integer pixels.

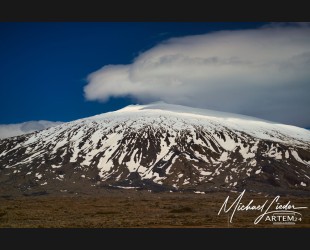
[{"left": 218, "top": 190, "right": 308, "bottom": 224}]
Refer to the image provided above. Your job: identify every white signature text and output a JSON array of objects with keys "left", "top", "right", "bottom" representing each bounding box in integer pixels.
[{"left": 218, "top": 190, "right": 308, "bottom": 224}]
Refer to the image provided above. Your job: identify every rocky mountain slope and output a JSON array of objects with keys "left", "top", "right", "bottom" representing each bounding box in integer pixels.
[{"left": 0, "top": 102, "right": 309, "bottom": 196}]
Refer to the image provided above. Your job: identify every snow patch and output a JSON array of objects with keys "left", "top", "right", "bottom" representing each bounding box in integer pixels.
[
  {"left": 291, "top": 150, "right": 309, "bottom": 166},
  {"left": 285, "top": 150, "right": 290, "bottom": 159},
  {"left": 194, "top": 191, "right": 205, "bottom": 194},
  {"left": 255, "top": 169, "right": 261, "bottom": 174},
  {"left": 51, "top": 165, "right": 61, "bottom": 169},
  {"left": 112, "top": 185, "right": 140, "bottom": 189},
  {"left": 218, "top": 152, "right": 228, "bottom": 162},
  {"left": 35, "top": 173, "right": 42, "bottom": 179},
  {"left": 239, "top": 145, "right": 255, "bottom": 160}
]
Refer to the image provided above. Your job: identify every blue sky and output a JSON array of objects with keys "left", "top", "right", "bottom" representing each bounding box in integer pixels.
[{"left": 0, "top": 22, "right": 267, "bottom": 124}]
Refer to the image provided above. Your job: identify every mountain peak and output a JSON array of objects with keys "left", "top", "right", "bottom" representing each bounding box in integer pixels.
[
  {"left": 85, "top": 102, "right": 310, "bottom": 145},
  {"left": 116, "top": 102, "right": 271, "bottom": 123},
  {"left": 1, "top": 100, "right": 310, "bottom": 196},
  {"left": 115, "top": 101, "right": 169, "bottom": 112}
]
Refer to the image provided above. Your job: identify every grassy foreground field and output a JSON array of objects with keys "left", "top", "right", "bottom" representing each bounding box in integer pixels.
[{"left": 0, "top": 190, "right": 309, "bottom": 228}]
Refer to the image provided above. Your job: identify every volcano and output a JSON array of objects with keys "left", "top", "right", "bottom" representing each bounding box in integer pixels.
[{"left": 1, "top": 102, "right": 310, "bottom": 196}]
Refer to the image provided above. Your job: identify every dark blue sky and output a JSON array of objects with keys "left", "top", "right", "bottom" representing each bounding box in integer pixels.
[{"left": 0, "top": 22, "right": 268, "bottom": 124}]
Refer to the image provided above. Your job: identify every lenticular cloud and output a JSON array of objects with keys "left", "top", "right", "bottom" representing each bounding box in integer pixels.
[{"left": 84, "top": 23, "right": 310, "bottom": 127}]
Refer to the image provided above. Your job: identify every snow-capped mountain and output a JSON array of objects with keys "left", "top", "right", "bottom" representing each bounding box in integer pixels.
[{"left": 0, "top": 102, "right": 309, "bottom": 195}]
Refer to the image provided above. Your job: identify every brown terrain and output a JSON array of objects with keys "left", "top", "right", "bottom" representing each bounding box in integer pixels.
[{"left": 0, "top": 190, "right": 309, "bottom": 228}]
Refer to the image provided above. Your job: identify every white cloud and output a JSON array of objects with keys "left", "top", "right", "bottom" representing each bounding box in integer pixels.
[
  {"left": 0, "top": 121, "right": 63, "bottom": 139},
  {"left": 84, "top": 23, "right": 310, "bottom": 127}
]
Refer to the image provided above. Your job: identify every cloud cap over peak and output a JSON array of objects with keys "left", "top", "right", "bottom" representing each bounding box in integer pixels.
[{"left": 84, "top": 23, "right": 310, "bottom": 127}]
